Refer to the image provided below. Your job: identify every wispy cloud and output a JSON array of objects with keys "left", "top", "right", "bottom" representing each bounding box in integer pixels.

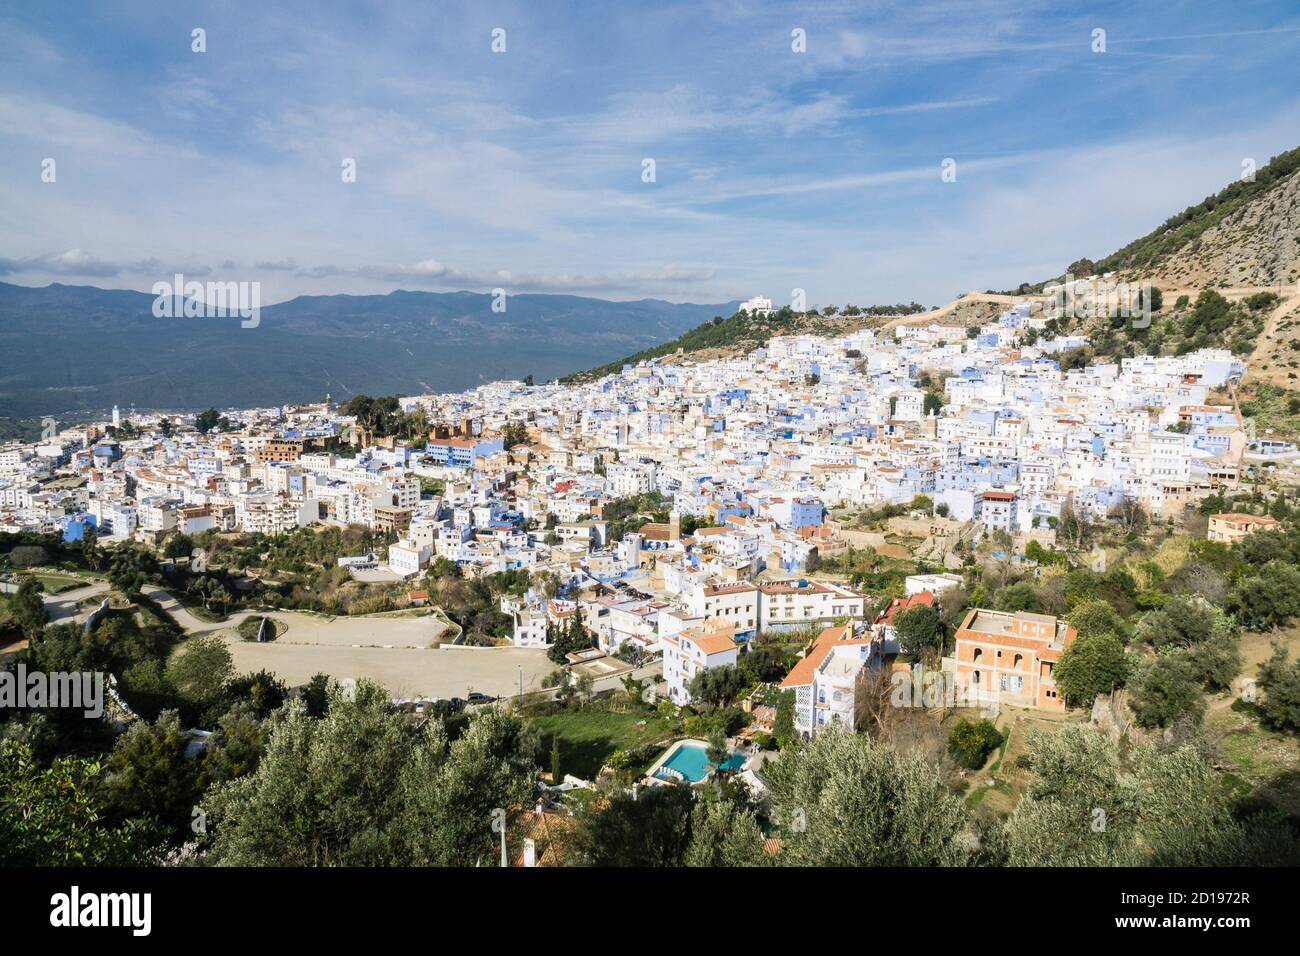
[{"left": 0, "top": 0, "right": 1298, "bottom": 305}]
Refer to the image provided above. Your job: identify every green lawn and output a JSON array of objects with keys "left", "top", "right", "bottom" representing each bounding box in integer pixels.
[
  {"left": 32, "top": 573, "right": 86, "bottom": 594},
  {"left": 530, "top": 704, "right": 679, "bottom": 780},
  {"left": 2, "top": 571, "right": 87, "bottom": 594}
]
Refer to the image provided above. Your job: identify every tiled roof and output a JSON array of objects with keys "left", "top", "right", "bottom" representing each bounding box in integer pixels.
[{"left": 779, "top": 624, "right": 870, "bottom": 688}]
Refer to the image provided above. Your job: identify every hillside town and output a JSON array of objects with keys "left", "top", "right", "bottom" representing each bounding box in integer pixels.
[
  {"left": 4, "top": 300, "right": 1294, "bottom": 724},
  {"left": 10, "top": 0, "right": 1300, "bottom": 923}
]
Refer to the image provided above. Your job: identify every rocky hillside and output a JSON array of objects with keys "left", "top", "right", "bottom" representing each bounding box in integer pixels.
[
  {"left": 563, "top": 309, "right": 888, "bottom": 382},
  {"left": 1087, "top": 146, "right": 1300, "bottom": 290},
  {"left": 1138, "top": 166, "right": 1300, "bottom": 290}
]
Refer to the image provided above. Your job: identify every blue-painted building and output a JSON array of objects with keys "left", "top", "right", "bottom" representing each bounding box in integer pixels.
[{"left": 60, "top": 512, "right": 98, "bottom": 543}]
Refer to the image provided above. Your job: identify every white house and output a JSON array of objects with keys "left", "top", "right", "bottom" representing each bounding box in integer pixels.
[
  {"left": 662, "top": 620, "right": 740, "bottom": 704},
  {"left": 757, "top": 579, "right": 867, "bottom": 632},
  {"left": 780, "top": 624, "right": 878, "bottom": 738},
  {"left": 389, "top": 536, "right": 431, "bottom": 577}
]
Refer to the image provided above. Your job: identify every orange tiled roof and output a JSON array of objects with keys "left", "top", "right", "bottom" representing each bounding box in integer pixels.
[
  {"left": 875, "top": 590, "right": 935, "bottom": 628},
  {"left": 779, "top": 624, "right": 871, "bottom": 688},
  {"left": 683, "top": 622, "right": 739, "bottom": 656}
]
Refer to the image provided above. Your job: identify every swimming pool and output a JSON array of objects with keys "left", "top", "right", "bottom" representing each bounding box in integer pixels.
[{"left": 652, "top": 740, "right": 745, "bottom": 783}]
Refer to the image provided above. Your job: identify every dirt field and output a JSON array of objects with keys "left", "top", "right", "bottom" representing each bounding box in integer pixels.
[
  {"left": 240, "top": 609, "right": 450, "bottom": 649},
  {"left": 223, "top": 639, "right": 553, "bottom": 700}
]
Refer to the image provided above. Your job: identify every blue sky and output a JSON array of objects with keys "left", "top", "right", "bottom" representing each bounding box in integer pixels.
[{"left": 2, "top": 0, "right": 1299, "bottom": 307}]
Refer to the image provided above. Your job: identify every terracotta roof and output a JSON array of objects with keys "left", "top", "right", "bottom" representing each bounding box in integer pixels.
[
  {"left": 1210, "top": 513, "right": 1277, "bottom": 526},
  {"left": 509, "top": 808, "right": 577, "bottom": 867},
  {"left": 875, "top": 591, "right": 935, "bottom": 628},
  {"left": 779, "top": 624, "right": 871, "bottom": 688},
  {"left": 683, "top": 622, "right": 739, "bottom": 656}
]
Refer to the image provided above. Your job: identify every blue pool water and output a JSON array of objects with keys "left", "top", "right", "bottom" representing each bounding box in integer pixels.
[{"left": 654, "top": 740, "right": 745, "bottom": 783}]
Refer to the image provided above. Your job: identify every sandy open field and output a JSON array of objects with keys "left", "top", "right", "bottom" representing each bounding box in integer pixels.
[
  {"left": 224, "top": 640, "right": 553, "bottom": 700},
  {"left": 248, "top": 610, "right": 450, "bottom": 649}
]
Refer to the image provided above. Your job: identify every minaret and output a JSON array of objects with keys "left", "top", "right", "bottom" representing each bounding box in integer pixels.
[{"left": 112, "top": 405, "right": 121, "bottom": 429}]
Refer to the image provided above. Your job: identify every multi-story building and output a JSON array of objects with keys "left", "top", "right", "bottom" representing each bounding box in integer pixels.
[
  {"left": 662, "top": 620, "right": 740, "bottom": 704},
  {"left": 980, "top": 490, "right": 1016, "bottom": 533},
  {"left": 1207, "top": 512, "right": 1279, "bottom": 544},
  {"left": 684, "top": 581, "right": 760, "bottom": 638},
  {"left": 949, "top": 608, "right": 1077, "bottom": 712},
  {"left": 780, "top": 624, "right": 878, "bottom": 738},
  {"left": 757, "top": 579, "right": 866, "bottom": 632},
  {"left": 137, "top": 496, "right": 179, "bottom": 534},
  {"left": 388, "top": 536, "right": 431, "bottom": 577},
  {"left": 425, "top": 437, "right": 504, "bottom": 468},
  {"left": 256, "top": 438, "right": 304, "bottom": 463}
]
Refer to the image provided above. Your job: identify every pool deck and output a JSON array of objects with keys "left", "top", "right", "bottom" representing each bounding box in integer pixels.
[{"left": 643, "top": 737, "right": 751, "bottom": 787}]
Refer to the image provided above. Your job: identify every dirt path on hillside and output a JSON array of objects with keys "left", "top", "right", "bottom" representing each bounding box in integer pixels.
[{"left": 1246, "top": 293, "right": 1300, "bottom": 386}]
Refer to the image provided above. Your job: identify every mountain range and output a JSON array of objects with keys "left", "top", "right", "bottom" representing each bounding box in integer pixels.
[
  {"left": 0, "top": 284, "right": 736, "bottom": 419},
  {"left": 5, "top": 149, "right": 1299, "bottom": 426}
]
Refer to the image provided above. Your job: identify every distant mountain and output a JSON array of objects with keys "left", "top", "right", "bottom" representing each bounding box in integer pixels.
[{"left": 0, "top": 283, "right": 737, "bottom": 418}]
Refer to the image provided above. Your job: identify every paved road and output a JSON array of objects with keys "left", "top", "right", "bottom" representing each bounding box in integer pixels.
[{"left": 40, "top": 581, "right": 111, "bottom": 622}]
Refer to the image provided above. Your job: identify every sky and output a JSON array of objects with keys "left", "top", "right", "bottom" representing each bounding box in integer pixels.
[{"left": 2, "top": 0, "right": 1299, "bottom": 308}]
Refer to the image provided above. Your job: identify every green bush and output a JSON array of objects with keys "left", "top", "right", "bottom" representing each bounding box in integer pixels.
[
  {"left": 1130, "top": 654, "right": 1205, "bottom": 729},
  {"left": 1054, "top": 632, "right": 1129, "bottom": 708},
  {"left": 947, "top": 718, "right": 1002, "bottom": 769},
  {"left": 1256, "top": 642, "right": 1300, "bottom": 734}
]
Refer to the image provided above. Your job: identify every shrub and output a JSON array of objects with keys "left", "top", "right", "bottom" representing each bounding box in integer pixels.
[
  {"left": 1054, "top": 632, "right": 1129, "bottom": 708},
  {"left": 1256, "top": 642, "right": 1300, "bottom": 733},
  {"left": 948, "top": 718, "right": 1002, "bottom": 769},
  {"left": 237, "top": 615, "right": 278, "bottom": 642},
  {"left": 1130, "top": 654, "right": 1205, "bottom": 729},
  {"left": 895, "top": 604, "right": 944, "bottom": 659},
  {"left": 605, "top": 750, "right": 631, "bottom": 770}
]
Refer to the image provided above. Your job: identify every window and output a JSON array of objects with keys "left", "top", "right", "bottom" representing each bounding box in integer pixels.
[
  {"left": 972, "top": 647, "right": 983, "bottom": 663},
  {"left": 1013, "top": 653, "right": 1023, "bottom": 669},
  {"left": 973, "top": 670, "right": 980, "bottom": 685}
]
